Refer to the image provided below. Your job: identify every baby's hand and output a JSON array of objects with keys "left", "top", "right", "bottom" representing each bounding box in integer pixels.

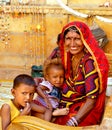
[
  {"left": 46, "top": 102, "right": 52, "bottom": 110},
  {"left": 44, "top": 98, "right": 52, "bottom": 110},
  {"left": 20, "top": 103, "right": 31, "bottom": 115}
]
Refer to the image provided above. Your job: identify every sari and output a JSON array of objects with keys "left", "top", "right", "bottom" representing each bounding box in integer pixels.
[
  {"left": 54, "top": 21, "right": 109, "bottom": 126},
  {"left": 48, "top": 47, "right": 60, "bottom": 59}
]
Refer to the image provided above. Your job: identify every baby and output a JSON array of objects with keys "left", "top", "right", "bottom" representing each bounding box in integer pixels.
[{"left": 33, "top": 58, "right": 69, "bottom": 117}]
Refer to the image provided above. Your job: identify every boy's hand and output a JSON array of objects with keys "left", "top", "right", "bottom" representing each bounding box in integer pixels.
[{"left": 20, "top": 103, "right": 31, "bottom": 115}]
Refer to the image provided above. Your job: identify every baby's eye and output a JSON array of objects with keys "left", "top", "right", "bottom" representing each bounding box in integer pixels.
[
  {"left": 52, "top": 75, "right": 57, "bottom": 78},
  {"left": 30, "top": 93, "right": 34, "bottom": 97}
]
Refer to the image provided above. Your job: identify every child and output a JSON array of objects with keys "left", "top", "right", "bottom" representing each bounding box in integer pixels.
[
  {"left": 34, "top": 58, "right": 69, "bottom": 117},
  {"left": 0, "top": 74, "right": 52, "bottom": 130}
]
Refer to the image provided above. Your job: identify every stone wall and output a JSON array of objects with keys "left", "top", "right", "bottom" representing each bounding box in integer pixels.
[{"left": 0, "top": 0, "right": 112, "bottom": 79}]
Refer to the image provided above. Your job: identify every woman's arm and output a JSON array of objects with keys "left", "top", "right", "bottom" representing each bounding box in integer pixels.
[
  {"left": 67, "top": 58, "right": 98, "bottom": 126},
  {"left": 75, "top": 58, "right": 98, "bottom": 123},
  {"left": 67, "top": 98, "right": 96, "bottom": 126},
  {"left": 75, "top": 98, "right": 96, "bottom": 123},
  {"left": 1, "top": 104, "right": 11, "bottom": 130}
]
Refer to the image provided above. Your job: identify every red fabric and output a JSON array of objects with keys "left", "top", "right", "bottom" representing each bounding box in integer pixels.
[
  {"left": 55, "top": 92, "right": 105, "bottom": 126},
  {"left": 54, "top": 21, "right": 109, "bottom": 126}
]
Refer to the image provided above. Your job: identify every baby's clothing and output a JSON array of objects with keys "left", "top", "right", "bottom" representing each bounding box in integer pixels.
[{"left": 35, "top": 80, "right": 61, "bottom": 108}]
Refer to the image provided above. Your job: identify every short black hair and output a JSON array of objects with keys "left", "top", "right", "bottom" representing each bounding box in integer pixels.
[{"left": 13, "top": 74, "right": 36, "bottom": 89}]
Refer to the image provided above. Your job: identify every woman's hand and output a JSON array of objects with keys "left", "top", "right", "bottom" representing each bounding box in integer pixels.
[
  {"left": 67, "top": 98, "right": 96, "bottom": 126},
  {"left": 75, "top": 98, "right": 96, "bottom": 125},
  {"left": 20, "top": 103, "right": 31, "bottom": 115}
]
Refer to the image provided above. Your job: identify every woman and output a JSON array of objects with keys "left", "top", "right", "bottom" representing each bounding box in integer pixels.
[{"left": 54, "top": 21, "right": 109, "bottom": 126}]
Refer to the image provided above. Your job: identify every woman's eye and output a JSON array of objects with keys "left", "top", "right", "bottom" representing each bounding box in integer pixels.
[
  {"left": 76, "top": 38, "right": 81, "bottom": 40},
  {"left": 65, "top": 37, "right": 71, "bottom": 40}
]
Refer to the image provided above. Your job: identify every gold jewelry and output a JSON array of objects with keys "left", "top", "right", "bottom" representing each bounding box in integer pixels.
[{"left": 71, "top": 52, "right": 84, "bottom": 77}]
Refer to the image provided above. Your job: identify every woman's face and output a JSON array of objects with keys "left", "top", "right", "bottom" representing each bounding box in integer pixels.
[{"left": 64, "top": 31, "right": 84, "bottom": 55}]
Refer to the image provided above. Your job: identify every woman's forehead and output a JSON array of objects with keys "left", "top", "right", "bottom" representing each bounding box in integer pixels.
[{"left": 65, "top": 31, "right": 80, "bottom": 36}]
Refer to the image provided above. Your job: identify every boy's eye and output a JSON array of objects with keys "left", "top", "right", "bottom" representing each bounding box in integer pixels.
[{"left": 22, "top": 92, "right": 27, "bottom": 95}]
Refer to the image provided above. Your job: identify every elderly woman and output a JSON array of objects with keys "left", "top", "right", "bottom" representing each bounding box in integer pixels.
[{"left": 54, "top": 21, "right": 109, "bottom": 126}]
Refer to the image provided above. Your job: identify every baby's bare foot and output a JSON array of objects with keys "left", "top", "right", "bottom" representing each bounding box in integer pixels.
[{"left": 53, "top": 108, "right": 69, "bottom": 116}]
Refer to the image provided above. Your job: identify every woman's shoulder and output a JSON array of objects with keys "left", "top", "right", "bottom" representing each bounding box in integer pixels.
[
  {"left": 80, "top": 53, "right": 94, "bottom": 67},
  {"left": 82, "top": 53, "right": 93, "bottom": 62}
]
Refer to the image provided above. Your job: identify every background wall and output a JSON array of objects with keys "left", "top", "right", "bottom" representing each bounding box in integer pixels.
[{"left": 0, "top": 0, "right": 112, "bottom": 79}]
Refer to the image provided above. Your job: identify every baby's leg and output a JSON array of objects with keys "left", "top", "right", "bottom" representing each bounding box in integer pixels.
[
  {"left": 52, "top": 108, "right": 69, "bottom": 116},
  {"left": 31, "top": 102, "right": 52, "bottom": 121}
]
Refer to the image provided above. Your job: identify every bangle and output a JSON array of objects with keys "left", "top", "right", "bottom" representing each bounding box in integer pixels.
[{"left": 71, "top": 117, "right": 78, "bottom": 126}]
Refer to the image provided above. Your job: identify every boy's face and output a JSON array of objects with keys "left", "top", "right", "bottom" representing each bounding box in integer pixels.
[
  {"left": 46, "top": 67, "right": 64, "bottom": 88},
  {"left": 11, "top": 83, "right": 35, "bottom": 108}
]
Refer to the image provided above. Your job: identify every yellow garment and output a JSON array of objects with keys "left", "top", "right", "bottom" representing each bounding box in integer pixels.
[
  {"left": 8, "top": 116, "right": 83, "bottom": 130},
  {"left": 6, "top": 100, "right": 20, "bottom": 121},
  {"left": 0, "top": 100, "right": 20, "bottom": 130},
  {"left": 7, "top": 116, "right": 101, "bottom": 130}
]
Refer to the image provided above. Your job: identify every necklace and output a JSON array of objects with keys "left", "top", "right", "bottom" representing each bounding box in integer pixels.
[
  {"left": 71, "top": 52, "right": 84, "bottom": 77},
  {"left": 72, "top": 58, "right": 80, "bottom": 77}
]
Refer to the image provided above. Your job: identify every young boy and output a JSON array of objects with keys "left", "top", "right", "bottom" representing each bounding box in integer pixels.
[{"left": 0, "top": 74, "right": 52, "bottom": 130}]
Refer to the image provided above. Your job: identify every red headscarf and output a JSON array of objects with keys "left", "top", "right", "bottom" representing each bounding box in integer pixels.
[{"left": 59, "top": 21, "right": 109, "bottom": 93}]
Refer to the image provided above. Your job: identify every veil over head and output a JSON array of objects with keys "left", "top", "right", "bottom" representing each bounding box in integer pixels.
[{"left": 59, "top": 21, "right": 109, "bottom": 93}]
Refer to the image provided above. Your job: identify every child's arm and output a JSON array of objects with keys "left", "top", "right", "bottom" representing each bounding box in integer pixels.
[
  {"left": 1, "top": 104, "right": 11, "bottom": 130},
  {"left": 37, "top": 85, "right": 52, "bottom": 109}
]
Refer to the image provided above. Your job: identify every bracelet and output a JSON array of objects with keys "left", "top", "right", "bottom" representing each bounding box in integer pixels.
[{"left": 71, "top": 117, "right": 78, "bottom": 126}]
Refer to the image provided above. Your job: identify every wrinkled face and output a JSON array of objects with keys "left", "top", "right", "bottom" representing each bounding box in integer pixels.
[
  {"left": 64, "top": 31, "right": 84, "bottom": 55},
  {"left": 46, "top": 67, "right": 64, "bottom": 88},
  {"left": 11, "top": 84, "right": 35, "bottom": 108}
]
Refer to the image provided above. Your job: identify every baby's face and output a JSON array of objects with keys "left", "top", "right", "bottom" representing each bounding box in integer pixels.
[{"left": 46, "top": 68, "right": 64, "bottom": 88}]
